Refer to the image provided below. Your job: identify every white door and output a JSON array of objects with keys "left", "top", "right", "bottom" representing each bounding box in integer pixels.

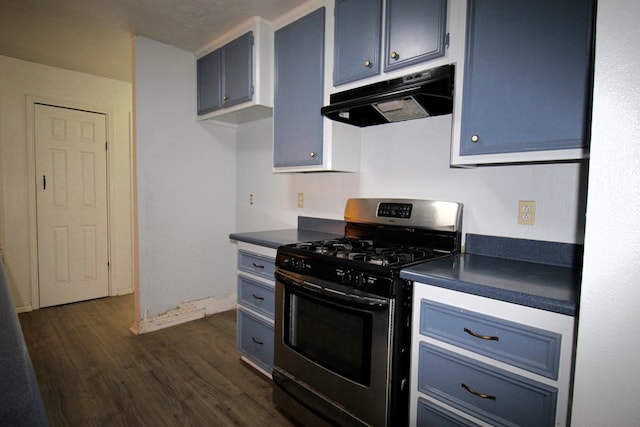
[{"left": 35, "top": 104, "right": 109, "bottom": 307}]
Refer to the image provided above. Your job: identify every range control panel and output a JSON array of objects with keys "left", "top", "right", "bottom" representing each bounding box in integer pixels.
[{"left": 377, "top": 202, "right": 413, "bottom": 219}]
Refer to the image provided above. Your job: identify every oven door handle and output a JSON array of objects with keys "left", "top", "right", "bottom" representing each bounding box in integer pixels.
[{"left": 275, "top": 270, "right": 390, "bottom": 310}]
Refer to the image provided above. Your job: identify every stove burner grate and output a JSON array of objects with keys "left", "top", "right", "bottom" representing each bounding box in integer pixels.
[{"left": 293, "top": 238, "right": 435, "bottom": 267}]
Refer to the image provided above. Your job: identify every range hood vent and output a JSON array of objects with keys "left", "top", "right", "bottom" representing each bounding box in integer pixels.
[{"left": 321, "top": 64, "right": 454, "bottom": 127}]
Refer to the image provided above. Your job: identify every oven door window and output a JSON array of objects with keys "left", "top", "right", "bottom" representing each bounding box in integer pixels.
[{"left": 284, "top": 287, "right": 373, "bottom": 386}]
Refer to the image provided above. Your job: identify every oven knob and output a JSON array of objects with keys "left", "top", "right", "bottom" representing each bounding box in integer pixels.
[
  {"left": 353, "top": 273, "right": 364, "bottom": 287},
  {"left": 285, "top": 258, "right": 298, "bottom": 270},
  {"left": 344, "top": 270, "right": 352, "bottom": 283}
]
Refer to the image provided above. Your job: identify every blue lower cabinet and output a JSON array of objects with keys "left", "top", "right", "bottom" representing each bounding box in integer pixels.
[
  {"left": 237, "top": 250, "right": 276, "bottom": 280},
  {"left": 417, "top": 398, "right": 481, "bottom": 427},
  {"left": 237, "top": 307, "right": 274, "bottom": 374},
  {"left": 419, "top": 299, "right": 562, "bottom": 379},
  {"left": 418, "top": 343, "right": 557, "bottom": 427},
  {"left": 237, "top": 275, "right": 275, "bottom": 319}
]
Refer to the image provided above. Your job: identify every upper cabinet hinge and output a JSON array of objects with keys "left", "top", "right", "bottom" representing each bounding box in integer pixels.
[
  {"left": 105, "top": 141, "right": 108, "bottom": 151},
  {"left": 445, "top": 33, "right": 450, "bottom": 49}
]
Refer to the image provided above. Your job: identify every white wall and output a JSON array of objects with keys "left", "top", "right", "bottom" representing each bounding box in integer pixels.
[
  {"left": 236, "top": 115, "right": 586, "bottom": 244},
  {"left": 134, "top": 37, "right": 237, "bottom": 318},
  {"left": 0, "top": 55, "right": 133, "bottom": 309},
  {"left": 571, "top": 0, "right": 640, "bottom": 424}
]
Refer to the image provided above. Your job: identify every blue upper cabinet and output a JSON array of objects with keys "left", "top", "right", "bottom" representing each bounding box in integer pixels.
[
  {"left": 333, "top": 0, "right": 447, "bottom": 86},
  {"left": 458, "top": 0, "right": 595, "bottom": 159},
  {"left": 197, "top": 31, "right": 253, "bottom": 115},
  {"left": 333, "top": 0, "right": 383, "bottom": 86},
  {"left": 197, "top": 49, "right": 222, "bottom": 115},
  {"left": 384, "top": 0, "right": 448, "bottom": 72},
  {"left": 273, "top": 8, "right": 325, "bottom": 168},
  {"left": 221, "top": 32, "right": 254, "bottom": 109}
]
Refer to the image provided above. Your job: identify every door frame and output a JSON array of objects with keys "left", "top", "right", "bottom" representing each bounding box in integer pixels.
[{"left": 26, "top": 96, "right": 114, "bottom": 310}]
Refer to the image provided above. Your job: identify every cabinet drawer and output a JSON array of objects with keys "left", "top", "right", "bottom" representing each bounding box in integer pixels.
[
  {"left": 419, "top": 299, "right": 561, "bottom": 379},
  {"left": 237, "top": 308, "right": 274, "bottom": 373},
  {"left": 238, "top": 250, "right": 275, "bottom": 280},
  {"left": 417, "top": 397, "right": 481, "bottom": 427},
  {"left": 238, "top": 275, "right": 274, "bottom": 319},
  {"left": 418, "top": 343, "right": 557, "bottom": 427}
]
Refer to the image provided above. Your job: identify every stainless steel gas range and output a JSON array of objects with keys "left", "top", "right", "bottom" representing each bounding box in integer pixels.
[{"left": 273, "top": 198, "right": 463, "bottom": 427}]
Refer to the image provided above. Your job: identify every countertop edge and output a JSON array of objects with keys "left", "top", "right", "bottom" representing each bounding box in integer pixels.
[
  {"left": 401, "top": 268, "right": 576, "bottom": 316},
  {"left": 229, "top": 229, "right": 343, "bottom": 249}
]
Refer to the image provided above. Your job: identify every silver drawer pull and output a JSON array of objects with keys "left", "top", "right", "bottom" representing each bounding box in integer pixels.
[
  {"left": 251, "top": 337, "right": 264, "bottom": 346},
  {"left": 464, "top": 327, "right": 499, "bottom": 341},
  {"left": 462, "top": 383, "right": 496, "bottom": 400},
  {"left": 252, "top": 262, "right": 265, "bottom": 269},
  {"left": 251, "top": 293, "right": 264, "bottom": 301}
]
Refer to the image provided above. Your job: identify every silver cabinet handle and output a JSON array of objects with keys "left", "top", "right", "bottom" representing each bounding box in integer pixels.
[
  {"left": 252, "top": 262, "right": 264, "bottom": 269},
  {"left": 462, "top": 383, "right": 496, "bottom": 400},
  {"left": 464, "top": 327, "right": 499, "bottom": 341},
  {"left": 251, "top": 337, "right": 264, "bottom": 345},
  {"left": 310, "top": 151, "right": 316, "bottom": 158},
  {"left": 471, "top": 134, "right": 480, "bottom": 143},
  {"left": 251, "top": 293, "right": 264, "bottom": 301}
]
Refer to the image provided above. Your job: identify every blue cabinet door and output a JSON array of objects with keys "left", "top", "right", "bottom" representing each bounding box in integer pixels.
[
  {"left": 333, "top": 0, "right": 382, "bottom": 86},
  {"left": 460, "top": 0, "right": 594, "bottom": 155},
  {"left": 273, "top": 8, "right": 325, "bottom": 168},
  {"left": 419, "top": 344, "right": 558, "bottom": 427},
  {"left": 197, "top": 31, "right": 253, "bottom": 115},
  {"left": 222, "top": 31, "right": 254, "bottom": 108},
  {"left": 197, "top": 49, "right": 222, "bottom": 115},
  {"left": 384, "top": 0, "right": 447, "bottom": 72}
]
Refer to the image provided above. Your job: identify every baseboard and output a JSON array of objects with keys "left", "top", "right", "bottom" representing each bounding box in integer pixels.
[
  {"left": 15, "top": 304, "right": 34, "bottom": 313},
  {"left": 114, "top": 287, "right": 134, "bottom": 296},
  {"left": 130, "top": 294, "right": 237, "bottom": 335}
]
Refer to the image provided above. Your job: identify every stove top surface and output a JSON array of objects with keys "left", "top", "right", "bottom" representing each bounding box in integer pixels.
[{"left": 290, "top": 238, "right": 440, "bottom": 268}]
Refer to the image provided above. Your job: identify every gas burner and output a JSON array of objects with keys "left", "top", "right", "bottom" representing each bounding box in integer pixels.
[
  {"left": 295, "top": 238, "right": 438, "bottom": 267},
  {"left": 350, "top": 253, "right": 403, "bottom": 266}
]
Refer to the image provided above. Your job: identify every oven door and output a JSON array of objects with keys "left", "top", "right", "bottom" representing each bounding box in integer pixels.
[{"left": 274, "top": 268, "right": 393, "bottom": 427}]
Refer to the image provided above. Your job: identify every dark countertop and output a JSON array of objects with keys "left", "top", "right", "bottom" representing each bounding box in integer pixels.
[
  {"left": 401, "top": 235, "right": 582, "bottom": 316},
  {"left": 229, "top": 216, "right": 345, "bottom": 249},
  {"left": 0, "top": 261, "right": 49, "bottom": 426},
  {"left": 229, "top": 228, "right": 343, "bottom": 249}
]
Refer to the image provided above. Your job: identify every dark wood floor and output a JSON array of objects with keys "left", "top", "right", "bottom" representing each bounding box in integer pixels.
[{"left": 18, "top": 294, "right": 297, "bottom": 426}]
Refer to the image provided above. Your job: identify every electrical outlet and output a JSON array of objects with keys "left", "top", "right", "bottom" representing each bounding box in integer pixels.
[
  {"left": 518, "top": 200, "right": 536, "bottom": 225},
  {"left": 297, "top": 193, "right": 304, "bottom": 208}
]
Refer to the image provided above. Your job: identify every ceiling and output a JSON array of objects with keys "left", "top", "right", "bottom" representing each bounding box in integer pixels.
[{"left": 0, "top": 0, "right": 307, "bottom": 83}]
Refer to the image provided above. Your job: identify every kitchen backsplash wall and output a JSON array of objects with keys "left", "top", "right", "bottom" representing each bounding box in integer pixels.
[{"left": 236, "top": 115, "right": 587, "bottom": 244}]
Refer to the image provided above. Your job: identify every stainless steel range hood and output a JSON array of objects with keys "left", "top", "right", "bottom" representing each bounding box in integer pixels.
[{"left": 321, "top": 64, "right": 454, "bottom": 127}]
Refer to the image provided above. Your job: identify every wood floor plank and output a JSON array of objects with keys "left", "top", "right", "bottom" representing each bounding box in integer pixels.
[{"left": 18, "top": 295, "right": 297, "bottom": 426}]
